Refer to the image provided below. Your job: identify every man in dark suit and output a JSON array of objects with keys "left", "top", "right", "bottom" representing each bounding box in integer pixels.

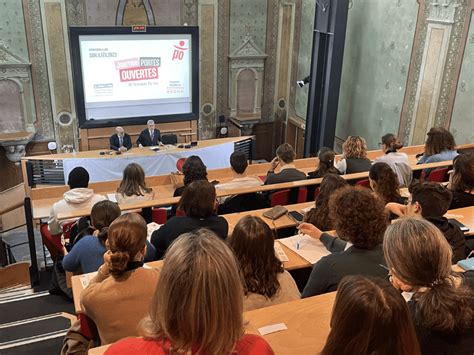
[
  {"left": 110, "top": 126, "right": 132, "bottom": 151},
  {"left": 137, "top": 120, "right": 161, "bottom": 147}
]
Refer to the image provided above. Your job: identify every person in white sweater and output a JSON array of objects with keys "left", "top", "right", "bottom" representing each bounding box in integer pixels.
[
  {"left": 373, "top": 133, "right": 412, "bottom": 187},
  {"left": 48, "top": 167, "right": 106, "bottom": 235}
]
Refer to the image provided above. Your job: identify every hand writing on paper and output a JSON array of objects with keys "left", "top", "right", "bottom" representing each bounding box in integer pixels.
[{"left": 297, "top": 222, "right": 322, "bottom": 240}]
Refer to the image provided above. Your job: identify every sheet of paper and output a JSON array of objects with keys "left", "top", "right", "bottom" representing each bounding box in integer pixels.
[
  {"left": 79, "top": 272, "right": 97, "bottom": 289},
  {"left": 279, "top": 234, "right": 330, "bottom": 264},
  {"left": 258, "top": 323, "right": 288, "bottom": 336},
  {"left": 147, "top": 222, "right": 162, "bottom": 241},
  {"left": 107, "top": 194, "right": 117, "bottom": 203},
  {"left": 274, "top": 242, "right": 289, "bottom": 262}
]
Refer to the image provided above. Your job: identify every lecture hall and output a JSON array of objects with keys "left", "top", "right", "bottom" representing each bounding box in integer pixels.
[{"left": 1, "top": 1, "right": 473, "bottom": 354}]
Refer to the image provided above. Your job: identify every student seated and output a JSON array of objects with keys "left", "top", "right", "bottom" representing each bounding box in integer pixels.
[
  {"left": 62, "top": 200, "right": 121, "bottom": 274},
  {"left": 448, "top": 153, "right": 474, "bottom": 209},
  {"left": 81, "top": 213, "right": 160, "bottom": 345},
  {"left": 106, "top": 230, "right": 274, "bottom": 355},
  {"left": 386, "top": 181, "right": 467, "bottom": 263},
  {"left": 115, "top": 163, "right": 155, "bottom": 204},
  {"left": 335, "top": 136, "right": 372, "bottom": 174},
  {"left": 62, "top": 201, "right": 156, "bottom": 273},
  {"left": 384, "top": 218, "right": 474, "bottom": 354},
  {"left": 173, "top": 155, "right": 208, "bottom": 198},
  {"left": 307, "top": 147, "right": 341, "bottom": 179},
  {"left": 369, "top": 162, "right": 405, "bottom": 204},
  {"left": 151, "top": 180, "right": 228, "bottom": 259},
  {"left": 229, "top": 216, "right": 300, "bottom": 311},
  {"left": 417, "top": 127, "right": 458, "bottom": 165},
  {"left": 109, "top": 126, "right": 132, "bottom": 152},
  {"left": 216, "top": 151, "right": 262, "bottom": 196},
  {"left": 303, "top": 174, "right": 348, "bottom": 231},
  {"left": 48, "top": 167, "right": 106, "bottom": 236},
  {"left": 265, "top": 143, "right": 306, "bottom": 185},
  {"left": 321, "top": 275, "right": 420, "bottom": 355},
  {"left": 373, "top": 133, "right": 412, "bottom": 187},
  {"left": 299, "top": 187, "right": 388, "bottom": 297}
]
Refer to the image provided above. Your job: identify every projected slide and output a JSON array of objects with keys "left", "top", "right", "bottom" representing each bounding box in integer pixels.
[{"left": 78, "top": 34, "right": 193, "bottom": 120}]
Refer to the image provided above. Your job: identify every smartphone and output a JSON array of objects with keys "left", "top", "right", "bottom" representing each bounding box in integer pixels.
[
  {"left": 288, "top": 210, "right": 304, "bottom": 223},
  {"left": 448, "top": 219, "right": 470, "bottom": 233}
]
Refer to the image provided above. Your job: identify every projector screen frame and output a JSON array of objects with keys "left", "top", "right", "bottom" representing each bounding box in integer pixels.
[{"left": 69, "top": 26, "right": 199, "bottom": 129}]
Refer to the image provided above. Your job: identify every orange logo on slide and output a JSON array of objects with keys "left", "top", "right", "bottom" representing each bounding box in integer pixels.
[{"left": 172, "top": 40, "right": 188, "bottom": 61}]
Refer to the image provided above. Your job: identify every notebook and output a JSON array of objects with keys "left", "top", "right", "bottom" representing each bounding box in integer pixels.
[{"left": 279, "top": 234, "right": 330, "bottom": 264}]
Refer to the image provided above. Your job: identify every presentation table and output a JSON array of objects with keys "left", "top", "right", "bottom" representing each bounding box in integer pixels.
[{"left": 22, "top": 136, "right": 252, "bottom": 184}]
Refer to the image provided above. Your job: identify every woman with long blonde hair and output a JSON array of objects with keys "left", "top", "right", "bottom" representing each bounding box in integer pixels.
[
  {"left": 384, "top": 218, "right": 474, "bottom": 353},
  {"left": 106, "top": 229, "right": 274, "bottom": 354}
]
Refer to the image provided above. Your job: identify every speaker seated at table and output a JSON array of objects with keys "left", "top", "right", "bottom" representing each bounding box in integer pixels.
[
  {"left": 137, "top": 120, "right": 161, "bottom": 147},
  {"left": 110, "top": 126, "right": 132, "bottom": 151}
]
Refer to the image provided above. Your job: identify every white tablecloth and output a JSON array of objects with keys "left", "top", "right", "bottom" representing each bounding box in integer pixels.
[{"left": 63, "top": 142, "right": 235, "bottom": 183}]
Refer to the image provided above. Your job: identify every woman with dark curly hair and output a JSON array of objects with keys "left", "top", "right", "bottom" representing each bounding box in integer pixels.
[
  {"left": 229, "top": 216, "right": 300, "bottom": 311},
  {"left": 418, "top": 127, "right": 458, "bottom": 164},
  {"left": 448, "top": 153, "right": 474, "bottom": 209},
  {"left": 369, "top": 162, "right": 404, "bottom": 204},
  {"left": 304, "top": 174, "right": 348, "bottom": 231},
  {"left": 173, "top": 155, "right": 208, "bottom": 197},
  {"left": 298, "top": 186, "right": 388, "bottom": 297}
]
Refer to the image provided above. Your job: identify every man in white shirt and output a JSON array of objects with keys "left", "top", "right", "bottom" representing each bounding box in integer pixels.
[{"left": 216, "top": 151, "right": 262, "bottom": 202}]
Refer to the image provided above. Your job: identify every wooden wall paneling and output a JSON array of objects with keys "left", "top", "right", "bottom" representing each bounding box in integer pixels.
[{"left": 252, "top": 122, "right": 274, "bottom": 161}]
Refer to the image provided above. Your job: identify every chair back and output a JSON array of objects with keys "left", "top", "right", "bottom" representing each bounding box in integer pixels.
[
  {"left": 176, "top": 158, "right": 186, "bottom": 172},
  {"left": 297, "top": 187, "right": 308, "bottom": 203},
  {"left": 426, "top": 167, "right": 449, "bottom": 182},
  {"left": 40, "top": 222, "right": 63, "bottom": 261},
  {"left": 356, "top": 179, "right": 371, "bottom": 189},
  {"left": 271, "top": 189, "right": 290, "bottom": 207},
  {"left": 162, "top": 134, "right": 178, "bottom": 145},
  {"left": 151, "top": 208, "right": 168, "bottom": 224}
]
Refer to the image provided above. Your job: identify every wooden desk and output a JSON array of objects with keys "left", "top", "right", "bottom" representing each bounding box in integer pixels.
[
  {"left": 87, "top": 292, "right": 336, "bottom": 355},
  {"left": 244, "top": 292, "right": 335, "bottom": 354},
  {"left": 445, "top": 206, "right": 474, "bottom": 236},
  {"left": 71, "top": 260, "right": 163, "bottom": 314},
  {"left": 224, "top": 202, "right": 314, "bottom": 235}
]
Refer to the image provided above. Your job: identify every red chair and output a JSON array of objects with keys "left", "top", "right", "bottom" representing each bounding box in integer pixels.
[
  {"left": 151, "top": 208, "right": 167, "bottom": 224},
  {"left": 62, "top": 221, "right": 76, "bottom": 241},
  {"left": 426, "top": 167, "right": 449, "bottom": 183},
  {"left": 313, "top": 186, "right": 320, "bottom": 200},
  {"left": 356, "top": 179, "right": 371, "bottom": 189},
  {"left": 40, "top": 222, "right": 63, "bottom": 261},
  {"left": 297, "top": 187, "right": 308, "bottom": 203},
  {"left": 176, "top": 158, "right": 186, "bottom": 172},
  {"left": 270, "top": 189, "right": 290, "bottom": 207}
]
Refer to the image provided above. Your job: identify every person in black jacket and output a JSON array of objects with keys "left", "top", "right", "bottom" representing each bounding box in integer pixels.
[
  {"left": 386, "top": 181, "right": 468, "bottom": 263},
  {"left": 265, "top": 143, "right": 306, "bottom": 185},
  {"left": 299, "top": 186, "right": 389, "bottom": 297},
  {"left": 384, "top": 218, "right": 474, "bottom": 355},
  {"left": 110, "top": 127, "right": 132, "bottom": 151},
  {"left": 137, "top": 120, "right": 161, "bottom": 147},
  {"left": 151, "top": 180, "right": 228, "bottom": 259}
]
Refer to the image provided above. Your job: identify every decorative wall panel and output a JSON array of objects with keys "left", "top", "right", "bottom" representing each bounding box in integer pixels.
[
  {"left": 336, "top": 0, "right": 418, "bottom": 149},
  {"left": 198, "top": 0, "right": 218, "bottom": 139},
  {"left": 229, "top": 0, "right": 268, "bottom": 53},
  {"left": 451, "top": 12, "right": 474, "bottom": 145}
]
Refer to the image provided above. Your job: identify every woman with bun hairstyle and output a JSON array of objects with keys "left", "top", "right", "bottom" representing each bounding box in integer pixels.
[
  {"left": 384, "top": 218, "right": 474, "bottom": 354},
  {"left": 62, "top": 200, "right": 121, "bottom": 274},
  {"left": 81, "top": 213, "right": 160, "bottom": 345},
  {"left": 321, "top": 275, "right": 420, "bottom": 355},
  {"left": 106, "top": 229, "right": 274, "bottom": 354},
  {"left": 374, "top": 133, "right": 412, "bottom": 186}
]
